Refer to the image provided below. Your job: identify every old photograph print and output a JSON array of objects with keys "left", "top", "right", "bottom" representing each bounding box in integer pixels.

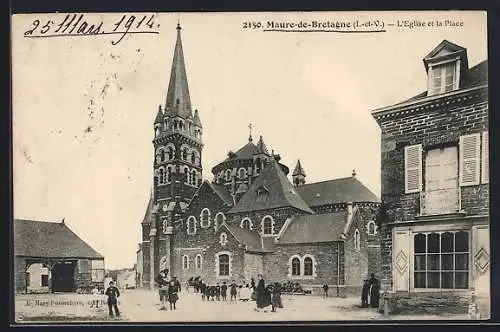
[{"left": 12, "top": 11, "right": 489, "bottom": 323}]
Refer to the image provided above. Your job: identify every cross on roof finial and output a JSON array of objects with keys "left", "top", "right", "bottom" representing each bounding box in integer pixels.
[
  {"left": 176, "top": 16, "right": 181, "bottom": 30},
  {"left": 248, "top": 123, "right": 253, "bottom": 142}
]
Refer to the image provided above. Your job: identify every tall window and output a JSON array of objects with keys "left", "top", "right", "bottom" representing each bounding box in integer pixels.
[
  {"left": 191, "top": 152, "right": 197, "bottom": 164},
  {"left": 354, "top": 229, "right": 361, "bottom": 251},
  {"left": 262, "top": 216, "right": 273, "bottom": 235},
  {"left": 166, "top": 167, "right": 172, "bottom": 183},
  {"left": 167, "top": 147, "right": 174, "bottom": 160},
  {"left": 187, "top": 216, "right": 196, "bottom": 235},
  {"left": 414, "top": 231, "right": 469, "bottom": 289},
  {"left": 182, "top": 148, "right": 188, "bottom": 161},
  {"left": 191, "top": 170, "right": 197, "bottom": 185},
  {"left": 367, "top": 220, "right": 377, "bottom": 236},
  {"left": 215, "top": 212, "right": 225, "bottom": 229},
  {"left": 182, "top": 255, "right": 189, "bottom": 269},
  {"left": 291, "top": 257, "right": 301, "bottom": 276},
  {"left": 424, "top": 146, "right": 459, "bottom": 214},
  {"left": 195, "top": 254, "right": 202, "bottom": 269},
  {"left": 200, "top": 208, "right": 211, "bottom": 227},
  {"left": 158, "top": 168, "right": 164, "bottom": 184},
  {"left": 218, "top": 254, "right": 230, "bottom": 276},
  {"left": 225, "top": 169, "right": 231, "bottom": 181},
  {"left": 429, "top": 61, "right": 457, "bottom": 95},
  {"left": 303, "top": 256, "right": 313, "bottom": 276},
  {"left": 160, "top": 149, "right": 165, "bottom": 162},
  {"left": 183, "top": 167, "right": 189, "bottom": 183},
  {"left": 239, "top": 168, "right": 247, "bottom": 179}
]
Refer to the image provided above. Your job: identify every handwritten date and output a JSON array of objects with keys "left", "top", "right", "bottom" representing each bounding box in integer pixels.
[{"left": 24, "top": 13, "right": 159, "bottom": 45}]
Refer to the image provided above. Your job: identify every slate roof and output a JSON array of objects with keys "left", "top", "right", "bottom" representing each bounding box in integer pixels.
[
  {"left": 154, "top": 107, "right": 163, "bottom": 124},
  {"left": 193, "top": 109, "right": 202, "bottom": 127},
  {"left": 383, "top": 60, "right": 488, "bottom": 109},
  {"left": 223, "top": 223, "right": 270, "bottom": 253},
  {"left": 229, "top": 159, "right": 314, "bottom": 214},
  {"left": 14, "top": 219, "right": 104, "bottom": 259},
  {"left": 296, "top": 177, "right": 380, "bottom": 207},
  {"left": 141, "top": 195, "right": 155, "bottom": 224},
  {"left": 208, "top": 182, "right": 234, "bottom": 206},
  {"left": 277, "top": 212, "right": 347, "bottom": 244}
]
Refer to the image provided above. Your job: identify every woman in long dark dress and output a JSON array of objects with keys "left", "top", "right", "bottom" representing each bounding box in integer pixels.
[
  {"left": 368, "top": 273, "right": 380, "bottom": 308},
  {"left": 255, "top": 274, "right": 271, "bottom": 309}
]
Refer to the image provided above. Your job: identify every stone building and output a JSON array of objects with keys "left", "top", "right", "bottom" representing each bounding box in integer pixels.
[
  {"left": 14, "top": 219, "right": 105, "bottom": 293},
  {"left": 137, "top": 24, "right": 381, "bottom": 295},
  {"left": 371, "top": 40, "right": 489, "bottom": 316}
]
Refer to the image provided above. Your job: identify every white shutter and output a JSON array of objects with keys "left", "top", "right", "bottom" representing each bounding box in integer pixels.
[
  {"left": 404, "top": 144, "right": 422, "bottom": 193},
  {"left": 459, "top": 133, "right": 480, "bottom": 186},
  {"left": 482, "top": 131, "right": 489, "bottom": 184}
]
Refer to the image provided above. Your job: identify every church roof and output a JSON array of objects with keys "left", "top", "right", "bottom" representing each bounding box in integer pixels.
[
  {"left": 165, "top": 24, "right": 192, "bottom": 119},
  {"left": 141, "top": 195, "right": 155, "bottom": 224},
  {"left": 207, "top": 182, "right": 234, "bottom": 206},
  {"left": 255, "top": 135, "right": 269, "bottom": 155},
  {"left": 227, "top": 141, "right": 259, "bottom": 161},
  {"left": 14, "top": 219, "right": 104, "bottom": 259},
  {"left": 223, "top": 223, "right": 271, "bottom": 253},
  {"left": 277, "top": 212, "right": 346, "bottom": 244},
  {"left": 296, "top": 177, "right": 380, "bottom": 207},
  {"left": 229, "top": 159, "right": 314, "bottom": 214},
  {"left": 292, "top": 159, "right": 306, "bottom": 176}
]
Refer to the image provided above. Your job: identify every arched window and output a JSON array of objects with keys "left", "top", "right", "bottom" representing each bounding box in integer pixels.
[
  {"left": 160, "top": 149, "right": 165, "bottom": 162},
  {"left": 219, "top": 232, "right": 228, "bottom": 246},
  {"left": 182, "top": 148, "right": 188, "bottom": 161},
  {"left": 166, "top": 166, "right": 172, "bottom": 183},
  {"left": 303, "top": 256, "right": 313, "bottom": 276},
  {"left": 225, "top": 169, "right": 231, "bottom": 181},
  {"left": 200, "top": 208, "right": 211, "bottom": 228},
  {"left": 195, "top": 254, "right": 202, "bottom": 269},
  {"left": 291, "top": 257, "right": 301, "bottom": 276},
  {"left": 191, "top": 151, "right": 197, "bottom": 164},
  {"left": 255, "top": 158, "right": 261, "bottom": 174},
  {"left": 167, "top": 147, "right": 174, "bottom": 160},
  {"left": 182, "top": 255, "right": 189, "bottom": 269},
  {"left": 158, "top": 168, "right": 164, "bottom": 184},
  {"left": 262, "top": 216, "right": 273, "bottom": 235},
  {"left": 215, "top": 212, "right": 225, "bottom": 229},
  {"left": 354, "top": 229, "right": 361, "bottom": 251},
  {"left": 191, "top": 170, "right": 197, "bottom": 185},
  {"left": 216, "top": 253, "right": 231, "bottom": 276},
  {"left": 179, "top": 121, "right": 184, "bottom": 131},
  {"left": 238, "top": 168, "right": 247, "bottom": 179},
  {"left": 367, "top": 220, "right": 377, "bottom": 236},
  {"left": 183, "top": 167, "right": 189, "bottom": 183},
  {"left": 187, "top": 216, "right": 196, "bottom": 235},
  {"left": 240, "top": 218, "right": 252, "bottom": 230}
]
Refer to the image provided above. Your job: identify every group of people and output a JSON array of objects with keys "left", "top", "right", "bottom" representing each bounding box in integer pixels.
[
  {"left": 190, "top": 274, "right": 284, "bottom": 312},
  {"left": 156, "top": 269, "right": 182, "bottom": 310}
]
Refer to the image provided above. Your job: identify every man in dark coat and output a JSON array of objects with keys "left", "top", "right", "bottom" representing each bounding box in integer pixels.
[
  {"left": 361, "top": 279, "right": 370, "bottom": 308},
  {"left": 368, "top": 273, "right": 380, "bottom": 308},
  {"left": 230, "top": 280, "right": 238, "bottom": 301},
  {"left": 221, "top": 282, "right": 228, "bottom": 301},
  {"left": 168, "top": 277, "right": 180, "bottom": 310},
  {"left": 105, "top": 281, "right": 120, "bottom": 317},
  {"left": 200, "top": 280, "right": 207, "bottom": 301},
  {"left": 215, "top": 283, "right": 221, "bottom": 301}
]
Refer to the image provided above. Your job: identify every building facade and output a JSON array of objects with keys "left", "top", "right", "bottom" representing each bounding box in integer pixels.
[
  {"left": 372, "top": 40, "right": 489, "bottom": 317},
  {"left": 137, "top": 24, "right": 381, "bottom": 295},
  {"left": 14, "top": 219, "right": 105, "bottom": 294}
]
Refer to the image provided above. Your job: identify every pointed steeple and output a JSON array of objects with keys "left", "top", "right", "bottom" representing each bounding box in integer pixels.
[
  {"left": 255, "top": 135, "right": 269, "bottom": 155},
  {"left": 154, "top": 105, "right": 164, "bottom": 124},
  {"left": 292, "top": 159, "right": 306, "bottom": 177},
  {"left": 165, "top": 23, "right": 192, "bottom": 119}
]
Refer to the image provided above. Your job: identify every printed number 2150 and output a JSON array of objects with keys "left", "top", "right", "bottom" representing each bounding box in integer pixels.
[{"left": 242, "top": 22, "right": 262, "bottom": 29}]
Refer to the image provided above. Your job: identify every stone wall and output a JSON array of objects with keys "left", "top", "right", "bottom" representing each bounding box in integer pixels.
[
  {"left": 243, "top": 253, "right": 263, "bottom": 282},
  {"left": 380, "top": 291, "right": 472, "bottom": 315}
]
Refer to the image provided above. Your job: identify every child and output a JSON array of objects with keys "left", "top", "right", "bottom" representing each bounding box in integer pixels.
[
  {"left": 200, "top": 280, "right": 206, "bottom": 301},
  {"left": 168, "top": 278, "right": 179, "bottom": 310},
  {"left": 322, "top": 283, "right": 329, "bottom": 299},
  {"left": 271, "top": 282, "right": 283, "bottom": 312},
  {"left": 230, "top": 280, "right": 238, "bottom": 301},
  {"left": 240, "top": 284, "right": 251, "bottom": 301},
  {"left": 91, "top": 286, "right": 100, "bottom": 308},
  {"left": 221, "top": 281, "right": 228, "bottom": 301},
  {"left": 105, "top": 281, "right": 120, "bottom": 317}
]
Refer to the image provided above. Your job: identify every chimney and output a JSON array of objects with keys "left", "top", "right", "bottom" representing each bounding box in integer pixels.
[
  {"left": 61, "top": 218, "right": 65, "bottom": 224},
  {"left": 352, "top": 169, "right": 357, "bottom": 178}
]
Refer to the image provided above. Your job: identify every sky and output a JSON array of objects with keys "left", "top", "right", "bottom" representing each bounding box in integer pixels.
[{"left": 12, "top": 11, "right": 488, "bottom": 269}]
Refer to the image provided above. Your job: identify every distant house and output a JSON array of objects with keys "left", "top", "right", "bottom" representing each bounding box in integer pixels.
[{"left": 14, "top": 219, "right": 105, "bottom": 293}]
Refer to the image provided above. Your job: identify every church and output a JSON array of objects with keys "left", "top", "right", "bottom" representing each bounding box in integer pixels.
[{"left": 136, "top": 24, "right": 381, "bottom": 296}]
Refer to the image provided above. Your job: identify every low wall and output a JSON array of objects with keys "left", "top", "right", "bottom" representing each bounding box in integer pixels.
[{"left": 379, "top": 291, "right": 472, "bottom": 316}]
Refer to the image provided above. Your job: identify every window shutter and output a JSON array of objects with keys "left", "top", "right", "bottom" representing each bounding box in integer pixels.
[
  {"left": 404, "top": 144, "right": 422, "bottom": 193},
  {"left": 459, "top": 133, "right": 480, "bottom": 186},
  {"left": 482, "top": 131, "right": 489, "bottom": 184}
]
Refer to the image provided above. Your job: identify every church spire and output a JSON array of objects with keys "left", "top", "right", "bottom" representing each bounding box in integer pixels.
[
  {"left": 292, "top": 159, "right": 306, "bottom": 187},
  {"left": 165, "top": 23, "right": 192, "bottom": 119}
]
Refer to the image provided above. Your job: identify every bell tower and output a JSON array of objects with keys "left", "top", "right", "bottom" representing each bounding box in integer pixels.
[{"left": 149, "top": 23, "right": 203, "bottom": 283}]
